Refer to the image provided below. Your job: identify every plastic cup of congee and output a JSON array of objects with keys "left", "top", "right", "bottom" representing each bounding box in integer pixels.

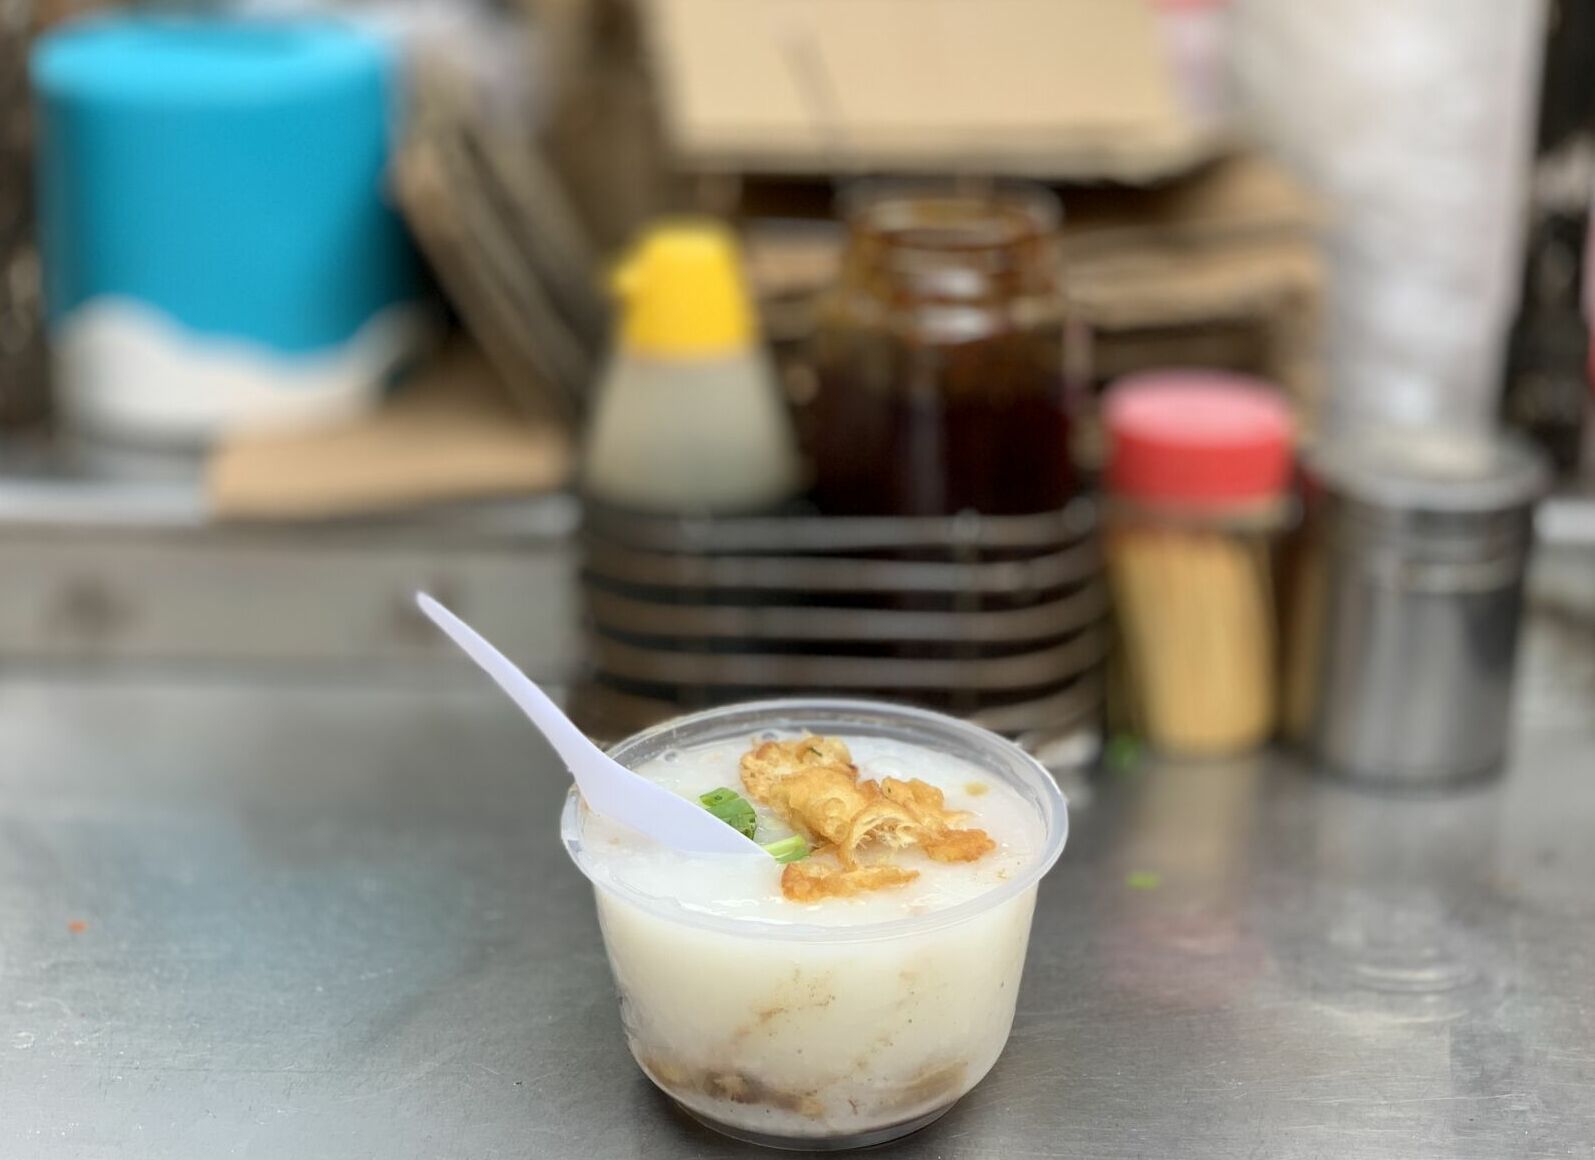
[{"left": 560, "top": 698, "right": 1069, "bottom": 1150}]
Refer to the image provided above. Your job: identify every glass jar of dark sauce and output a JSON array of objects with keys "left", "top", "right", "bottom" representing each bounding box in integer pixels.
[{"left": 806, "top": 188, "right": 1074, "bottom": 517}]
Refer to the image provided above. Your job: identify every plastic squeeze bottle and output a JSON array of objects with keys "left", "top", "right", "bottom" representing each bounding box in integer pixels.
[{"left": 581, "top": 221, "right": 802, "bottom": 513}]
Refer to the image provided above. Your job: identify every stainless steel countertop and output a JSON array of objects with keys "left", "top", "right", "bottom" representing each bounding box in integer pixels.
[{"left": 3, "top": 611, "right": 1594, "bottom": 1159}]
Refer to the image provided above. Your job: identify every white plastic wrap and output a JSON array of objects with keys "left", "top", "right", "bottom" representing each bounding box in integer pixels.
[{"left": 1232, "top": 0, "right": 1547, "bottom": 437}]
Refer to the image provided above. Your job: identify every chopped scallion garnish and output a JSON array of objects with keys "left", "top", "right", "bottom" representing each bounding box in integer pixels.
[
  {"left": 698, "top": 787, "right": 757, "bottom": 839},
  {"left": 761, "top": 834, "right": 810, "bottom": 863}
]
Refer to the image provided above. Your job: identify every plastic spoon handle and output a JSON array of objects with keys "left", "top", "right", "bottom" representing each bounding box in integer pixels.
[{"left": 415, "top": 593, "right": 764, "bottom": 856}]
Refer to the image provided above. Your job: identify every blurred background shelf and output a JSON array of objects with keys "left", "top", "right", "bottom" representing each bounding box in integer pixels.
[{"left": 0, "top": 445, "right": 580, "bottom": 679}]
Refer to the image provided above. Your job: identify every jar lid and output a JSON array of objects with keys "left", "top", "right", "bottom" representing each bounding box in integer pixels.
[
  {"left": 1304, "top": 430, "right": 1549, "bottom": 516},
  {"left": 1104, "top": 371, "right": 1294, "bottom": 507}
]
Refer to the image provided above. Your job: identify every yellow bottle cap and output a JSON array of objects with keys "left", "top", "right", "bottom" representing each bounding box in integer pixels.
[{"left": 613, "top": 220, "right": 757, "bottom": 358}]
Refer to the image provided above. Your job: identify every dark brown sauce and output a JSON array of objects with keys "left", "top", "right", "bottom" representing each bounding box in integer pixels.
[
  {"left": 808, "top": 327, "right": 1072, "bottom": 516},
  {"left": 804, "top": 191, "right": 1075, "bottom": 517}
]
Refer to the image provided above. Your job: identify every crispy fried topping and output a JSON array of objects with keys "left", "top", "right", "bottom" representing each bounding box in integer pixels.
[
  {"left": 780, "top": 860, "right": 920, "bottom": 902},
  {"left": 879, "top": 777, "right": 997, "bottom": 863},
  {"left": 739, "top": 736, "right": 995, "bottom": 900},
  {"left": 921, "top": 828, "right": 998, "bottom": 863},
  {"left": 741, "top": 739, "right": 872, "bottom": 852}
]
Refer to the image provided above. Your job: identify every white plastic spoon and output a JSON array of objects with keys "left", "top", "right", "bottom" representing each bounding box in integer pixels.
[{"left": 415, "top": 593, "right": 765, "bottom": 856}]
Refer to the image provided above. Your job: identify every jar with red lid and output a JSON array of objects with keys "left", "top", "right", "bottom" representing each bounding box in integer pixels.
[{"left": 1103, "top": 371, "right": 1295, "bottom": 757}]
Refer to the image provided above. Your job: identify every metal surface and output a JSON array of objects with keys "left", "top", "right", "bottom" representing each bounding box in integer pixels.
[{"left": 2, "top": 602, "right": 1594, "bottom": 1159}]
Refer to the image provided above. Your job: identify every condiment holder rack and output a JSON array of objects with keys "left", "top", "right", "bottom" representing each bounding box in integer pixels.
[{"left": 571, "top": 500, "right": 1108, "bottom": 750}]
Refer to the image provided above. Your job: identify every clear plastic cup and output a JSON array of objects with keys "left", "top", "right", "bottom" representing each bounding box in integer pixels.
[{"left": 560, "top": 699, "right": 1069, "bottom": 1151}]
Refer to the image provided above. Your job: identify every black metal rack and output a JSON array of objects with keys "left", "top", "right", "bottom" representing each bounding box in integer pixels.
[{"left": 573, "top": 500, "right": 1107, "bottom": 748}]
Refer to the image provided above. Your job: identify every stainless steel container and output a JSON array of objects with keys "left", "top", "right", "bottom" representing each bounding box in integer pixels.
[{"left": 1284, "top": 433, "right": 1548, "bottom": 787}]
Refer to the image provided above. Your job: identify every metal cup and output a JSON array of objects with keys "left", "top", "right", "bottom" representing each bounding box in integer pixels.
[{"left": 1284, "top": 432, "right": 1548, "bottom": 787}]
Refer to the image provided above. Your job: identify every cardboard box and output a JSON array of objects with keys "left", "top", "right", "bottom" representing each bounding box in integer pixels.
[{"left": 646, "top": 0, "right": 1223, "bottom": 183}]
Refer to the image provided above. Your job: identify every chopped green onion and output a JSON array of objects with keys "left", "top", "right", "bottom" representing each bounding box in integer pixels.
[
  {"left": 698, "top": 787, "right": 757, "bottom": 839},
  {"left": 1105, "top": 733, "right": 1143, "bottom": 774},
  {"left": 761, "top": 834, "right": 810, "bottom": 863},
  {"left": 1125, "top": 870, "right": 1162, "bottom": 892},
  {"left": 697, "top": 787, "right": 808, "bottom": 860}
]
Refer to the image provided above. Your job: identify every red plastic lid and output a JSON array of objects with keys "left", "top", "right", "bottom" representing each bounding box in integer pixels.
[{"left": 1105, "top": 371, "right": 1294, "bottom": 507}]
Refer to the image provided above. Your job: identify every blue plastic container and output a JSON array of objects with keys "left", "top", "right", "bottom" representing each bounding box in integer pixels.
[{"left": 33, "top": 15, "right": 429, "bottom": 443}]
